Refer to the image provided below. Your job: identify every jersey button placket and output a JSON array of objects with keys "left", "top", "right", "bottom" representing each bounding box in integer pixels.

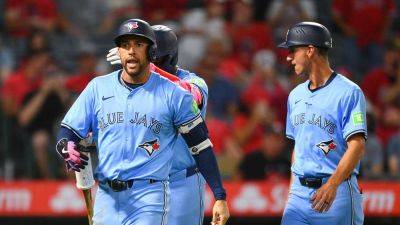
[{"left": 124, "top": 95, "right": 133, "bottom": 163}]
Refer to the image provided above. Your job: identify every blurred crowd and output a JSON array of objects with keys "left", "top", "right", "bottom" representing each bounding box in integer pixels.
[{"left": 0, "top": 0, "right": 399, "bottom": 181}]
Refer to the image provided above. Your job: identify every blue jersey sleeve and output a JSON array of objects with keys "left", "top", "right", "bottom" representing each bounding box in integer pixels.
[
  {"left": 61, "top": 80, "right": 96, "bottom": 138},
  {"left": 171, "top": 87, "right": 201, "bottom": 126},
  {"left": 286, "top": 96, "right": 295, "bottom": 140},
  {"left": 341, "top": 88, "right": 367, "bottom": 141}
]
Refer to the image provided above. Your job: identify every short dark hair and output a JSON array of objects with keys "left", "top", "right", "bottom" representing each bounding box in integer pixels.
[{"left": 316, "top": 47, "right": 329, "bottom": 57}]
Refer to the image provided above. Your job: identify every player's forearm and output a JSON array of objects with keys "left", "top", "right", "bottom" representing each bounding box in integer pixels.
[
  {"left": 327, "top": 134, "right": 365, "bottom": 187},
  {"left": 193, "top": 147, "right": 226, "bottom": 200},
  {"left": 178, "top": 116, "right": 226, "bottom": 200},
  {"left": 152, "top": 64, "right": 179, "bottom": 82}
]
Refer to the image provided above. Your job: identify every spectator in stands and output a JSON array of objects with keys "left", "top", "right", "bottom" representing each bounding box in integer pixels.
[
  {"left": 267, "top": 0, "right": 316, "bottom": 44},
  {"left": 26, "top": 29, "right": 51, "bottom": 55},
  {"left": 207, "top": 113, "right": 243, "bottom": 180},
  {"left": 142, "top": 0, "right": 187, "bottom": 22},
  {"left": 332, "top": 0, "right": 396, "bottom": 77},
  {"left": 178, "top": 0, "right": 228, "bottom": 70},
  {"left": 360, "top": 113, "right": 384, "bottom": 180},
  {"left": 19, "top": 55, "right": 69, "bottom": 178},
  {"left": 195, "top": 41, "right": 240, "bottom": 121},
  {"left": 1, "top": 50, "right": 69, "bottom": 178},
  {"left": 64, "top": 49, "right": 99, "bottom": 95},
  {"left": 226, "top": 0, "right": 274, "bottom": 69},
  {"left": 241, "top": 49, "right": 289, "bottom": 123},
  {"left": 232, "top": 100, "right": 276, "bottom": 155},
  {"left": 4, "top": 0, "right": 60, "bottom": 57},
  {"left": 362, "top": 40, "right": 400, "bottom": 111},
  {"left": 237, "top": 126, "right": 290, "bottom": 180},
  {"left": 362, "top": 39, "right": 400, "bottom": 145}
]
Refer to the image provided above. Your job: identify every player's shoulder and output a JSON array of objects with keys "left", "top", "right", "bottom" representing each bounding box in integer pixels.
[
  {"left": 288, "top": 80, "right": 309, "bottom": 101},
  {"left": 333, "top": 73, "right": 362, "bottom": 92},
  {"left": 177, "top": 68, "right": 208, "bottom": 90}
]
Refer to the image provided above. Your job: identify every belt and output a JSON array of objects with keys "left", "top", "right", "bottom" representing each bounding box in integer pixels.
[
  {"left": 299, "top": 177, "right": 324, "bottom": 188},
  {"left": 299, "top": 176, "right": 352, "bottom": 189},
  {"left": 106, "top": 179, "right": 157, "bottom": 192}
]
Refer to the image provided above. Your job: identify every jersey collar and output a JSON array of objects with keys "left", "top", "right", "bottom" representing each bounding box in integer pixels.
[
  {"left": 117, "top": 69, "right": 156, "bottom": 92},
  {"left": 308, "top": 72, "right": 337, "bottom": 93}
]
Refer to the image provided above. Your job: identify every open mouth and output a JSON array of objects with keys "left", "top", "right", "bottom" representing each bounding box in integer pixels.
[{"left": 126, "top": 58, "right": 138, "bottom": 68}]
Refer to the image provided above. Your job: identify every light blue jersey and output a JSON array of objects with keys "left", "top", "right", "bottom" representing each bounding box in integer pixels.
[
  {"left": 61, "top": 70, "right": 200, "bottom": 182},
  {"left": 169, "top": 68, "right": 209, "bottom": 174},
  {"left": 286, "top": 73, "right": 367, "bottom": 178},
  {"left": 282, "top": 72, "right": 366, "bottom": 225}
]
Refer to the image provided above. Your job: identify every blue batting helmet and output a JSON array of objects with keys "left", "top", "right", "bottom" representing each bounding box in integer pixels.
[
  {"left": 114, "top": 19, "right": 157, "bottom": 62},
  {"left": 278, "top": 22, "right": 333, "bottom": 49},
  {"left": 151, "top": 25, "right": 179, "bottom": 74}
]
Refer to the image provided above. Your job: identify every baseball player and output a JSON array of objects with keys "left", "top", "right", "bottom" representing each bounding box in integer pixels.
[
  {"left": 106, "top": 24, "right": 229, "bottom": 225},
  {"left": 56, "top": 19, "right": 227, "bottom": 225},
  {"left": 278, "top": 22, "right": 366, "bottom": 225}
]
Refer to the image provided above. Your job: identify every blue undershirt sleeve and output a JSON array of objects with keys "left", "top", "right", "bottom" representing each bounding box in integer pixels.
[
  {"left": 193, "top": 147, "right": 226, "bottom": 200},
  {"left": 56, "top": 126, "right": 81, "bottom": 145}
]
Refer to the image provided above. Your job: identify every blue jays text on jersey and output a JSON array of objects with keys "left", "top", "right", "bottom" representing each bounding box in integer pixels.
[
  {"left": 286, "top": 73, "right": 367, "bottom": 178},
  {"left": 61, "top": 70, "right": 200, "bottom": 182}
]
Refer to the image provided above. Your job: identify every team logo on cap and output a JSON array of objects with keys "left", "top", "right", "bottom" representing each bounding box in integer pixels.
[
  {"left": 316, "top": 139, "right": 336, "bottom": 155},
  {"left": 139, "top": 139, "right": 160, "bottom": 156},
  {"left": 125, "top": 22, "right": 139, "bottom": 31}
]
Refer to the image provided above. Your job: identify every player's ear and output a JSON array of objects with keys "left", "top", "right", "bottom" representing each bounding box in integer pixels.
[{"left": 306, "top": 45, "right": 316, "bottom": 58}]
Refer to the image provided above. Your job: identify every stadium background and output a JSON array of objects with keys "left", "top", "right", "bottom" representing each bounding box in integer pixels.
[{"left": 0, "top": 0, "right": 399, "bottom": 224}]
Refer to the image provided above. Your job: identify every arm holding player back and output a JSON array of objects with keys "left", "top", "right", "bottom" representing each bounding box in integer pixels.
[
  {"left": 152, "top": 65, "right": 204, "bottom": 108},
  {"left": 311, "top": 134, "right": 365, "bottom": 212}
]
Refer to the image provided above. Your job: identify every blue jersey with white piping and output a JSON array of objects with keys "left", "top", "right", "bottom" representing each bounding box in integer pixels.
[
  {"left": 61, "top": 70, "right": 200, "bottom": 182},
  {"left": 286, "top": 73, "right": 367, "bottom": 177}
]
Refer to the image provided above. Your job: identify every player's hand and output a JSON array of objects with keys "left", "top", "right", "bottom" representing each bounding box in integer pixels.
[
  {"left": 310, "top": 181, "right": 338, "bottom": 213},
  {"left": 106, "top": 47, "right": 121, "bottom": 65},
  {"left": 56, "top": 139, "right": 89, "bottom": 172},
  {"left": 211, "top": 200, "right": 230, "bottom": 225}
]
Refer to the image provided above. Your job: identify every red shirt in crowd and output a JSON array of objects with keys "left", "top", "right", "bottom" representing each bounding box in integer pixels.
[
  {"left": 332, "top": 0, "right": 396, "bottom": 47},
  {"left": 232, "top": 114, "right": 264, "bottom": 155},
  {"left": 226, "top": 22, "right": 274, "bottom": 68},
  {"left": 361, "top": 68, "right": 391, "bottom": 108},
  {"left": 64, "top": 73, "right": 95, "bottom": 94},
  {"left": 142, "top": 0, "right": 187, "bottom": 21},
  {"left": 5, "top": 0, "right": 58, "bottom": 38},
  {"left": 206, "top": 117, "right": 232, "bottom": 155},
  {"left": 241, "top": 74, "right": 288, "bottom": 123},
  {"left": 1, "top": 70, "right": 42, "bottom": 108}
]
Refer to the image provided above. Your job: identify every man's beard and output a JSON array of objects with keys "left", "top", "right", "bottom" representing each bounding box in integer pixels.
[{"left": 123, "top": 59, "right": 145, "bottom": 78}]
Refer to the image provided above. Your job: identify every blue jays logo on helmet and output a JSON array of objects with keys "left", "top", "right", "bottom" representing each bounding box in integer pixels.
[
  {"left": 124, "top": 22, "right": 139, "bottom": 31},
  {"left": 316, "top": 139, "right": 337, "bottom": 155},
  {"left": 139, "top": 139, "right": 160, "bottom": 156}
]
